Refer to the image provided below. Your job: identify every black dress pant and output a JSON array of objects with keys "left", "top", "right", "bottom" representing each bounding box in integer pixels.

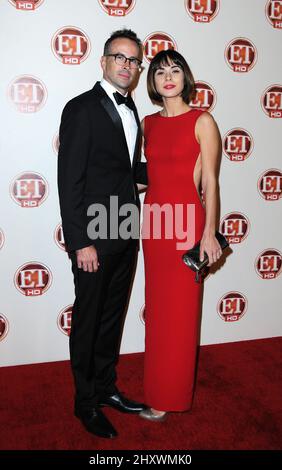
[{"left": 70, "top": 242, "right": 137, "bottom": 409}]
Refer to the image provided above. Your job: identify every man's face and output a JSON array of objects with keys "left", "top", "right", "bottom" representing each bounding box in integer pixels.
[{"left": 101, "top": 38, "right": 141, "bottom": 94}]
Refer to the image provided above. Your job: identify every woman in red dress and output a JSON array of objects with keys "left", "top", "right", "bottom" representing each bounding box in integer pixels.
[{"left": 139, "top": 50, "right": 222, "bottom": 421}]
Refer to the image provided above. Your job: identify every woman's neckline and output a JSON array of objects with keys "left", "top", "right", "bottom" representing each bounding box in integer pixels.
[{"left": 158, "top": 108, "right": 196, "bottom": 119}]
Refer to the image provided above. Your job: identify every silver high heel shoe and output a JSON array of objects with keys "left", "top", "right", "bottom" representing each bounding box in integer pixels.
[{"left": 139, "top": 408, "right": 167, "bottom": 422}]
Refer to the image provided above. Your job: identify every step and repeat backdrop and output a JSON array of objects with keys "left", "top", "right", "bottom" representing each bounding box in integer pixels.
[{"left": 0, "top": 0, "right": 281, "bottom": 366}]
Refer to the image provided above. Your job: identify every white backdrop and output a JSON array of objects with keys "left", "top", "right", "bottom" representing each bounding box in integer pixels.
[{"left": 0, "top": 0, "right": 281, "bottom": 367}]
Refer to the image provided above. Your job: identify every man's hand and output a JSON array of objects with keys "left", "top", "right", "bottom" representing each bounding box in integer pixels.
[{"left": 76, "top": 245, "right": 99, "bottom": 272}]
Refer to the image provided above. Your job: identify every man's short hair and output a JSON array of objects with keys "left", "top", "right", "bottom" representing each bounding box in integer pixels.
[{"left": 103, "top": 28, "right": 143, "bottom": 56}]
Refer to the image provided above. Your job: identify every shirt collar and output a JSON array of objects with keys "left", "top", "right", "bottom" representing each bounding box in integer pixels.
[{"left": 100, "top": 78, "right": 128, "bottom": 100}]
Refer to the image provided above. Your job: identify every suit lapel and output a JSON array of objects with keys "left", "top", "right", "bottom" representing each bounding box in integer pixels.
[
  {"left": 100, "top": 95, "right": 124, "bottom": 136},
  {"left": 131, "top": 104, "right": 141, "bottom": 168},
  {"left": 92, "top": 82, "right": 141, "bottom": 168},
  {"left": 93, "top": 82, "right": 130, "bottom": 166}
]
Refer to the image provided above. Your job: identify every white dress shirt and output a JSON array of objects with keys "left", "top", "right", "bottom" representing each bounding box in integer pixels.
[{"left": 100, "top": 79, "right": 138, "bottom": 164}]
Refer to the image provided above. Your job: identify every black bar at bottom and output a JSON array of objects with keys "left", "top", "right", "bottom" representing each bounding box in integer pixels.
[{"left": 0, "top": 450, "right": 281, "bottom": 467}]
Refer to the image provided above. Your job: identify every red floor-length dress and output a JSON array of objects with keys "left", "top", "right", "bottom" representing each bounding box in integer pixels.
[{"left": 142, "top": 109, "right": 206, "bottom": 411}]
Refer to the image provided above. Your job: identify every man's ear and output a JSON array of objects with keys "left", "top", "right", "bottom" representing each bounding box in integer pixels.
[{"left": 100, "top": 56, "right": 106, "bottom": 72}]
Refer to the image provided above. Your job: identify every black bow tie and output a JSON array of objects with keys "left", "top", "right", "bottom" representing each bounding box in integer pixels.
[{"left": 113, "top": 92, "right": 135, "bottom": 111}]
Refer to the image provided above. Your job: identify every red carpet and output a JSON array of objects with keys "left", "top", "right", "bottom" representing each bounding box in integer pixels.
[{"left": 0, "top": 338, "right": 281, "bottom": 450}]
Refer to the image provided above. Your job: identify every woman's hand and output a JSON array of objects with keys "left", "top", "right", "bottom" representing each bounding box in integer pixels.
[{"left": 199, "top": 233, "right": 222, "bottom": 267}]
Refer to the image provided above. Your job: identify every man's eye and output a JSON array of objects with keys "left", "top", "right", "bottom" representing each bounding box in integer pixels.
[
  {"left": 117, "top": 54, "right": 125, "bottom": 60},
  {"left": 130, "top": 59, "right": 139, "bottom": 66}
]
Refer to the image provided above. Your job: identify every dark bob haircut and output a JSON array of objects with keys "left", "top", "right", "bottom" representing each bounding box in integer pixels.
[{"left": 147, "top": 49, "right": 195, "bottom": 105}]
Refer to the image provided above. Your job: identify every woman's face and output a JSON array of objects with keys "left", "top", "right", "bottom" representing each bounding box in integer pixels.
[{"left": 154, "top": 60, "right": 185, "bottom": 100}]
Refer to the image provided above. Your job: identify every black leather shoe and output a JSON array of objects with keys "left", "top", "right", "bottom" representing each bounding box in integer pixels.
[
  {"left": 75, "top": 406, "right": 118, "bottom": 438},
  {"left": 98, "top": 391, "right": 146, "bottom": 414}
]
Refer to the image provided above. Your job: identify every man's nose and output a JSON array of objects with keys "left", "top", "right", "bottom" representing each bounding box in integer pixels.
[{"left": 123, "top": 59, "right": 131, "bottom": 69}]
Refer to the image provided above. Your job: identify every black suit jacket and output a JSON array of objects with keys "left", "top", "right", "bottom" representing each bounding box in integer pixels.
[{"left": 58, "top": 82, "right": 147, "bottom": 254}]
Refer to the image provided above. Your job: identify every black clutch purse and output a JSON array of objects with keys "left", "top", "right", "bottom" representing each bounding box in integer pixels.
[{"left": 182, "top": 231, "right": 229, "bottom": 282}]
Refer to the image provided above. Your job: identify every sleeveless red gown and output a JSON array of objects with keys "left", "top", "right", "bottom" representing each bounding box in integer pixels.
[{"left": 142, "top": 109, "right": 206, "bottom": 411}]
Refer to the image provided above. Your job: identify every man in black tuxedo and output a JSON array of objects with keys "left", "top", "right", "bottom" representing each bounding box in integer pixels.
[{"left": 58, "top": 29, "right": 147, "bottom": 438}]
